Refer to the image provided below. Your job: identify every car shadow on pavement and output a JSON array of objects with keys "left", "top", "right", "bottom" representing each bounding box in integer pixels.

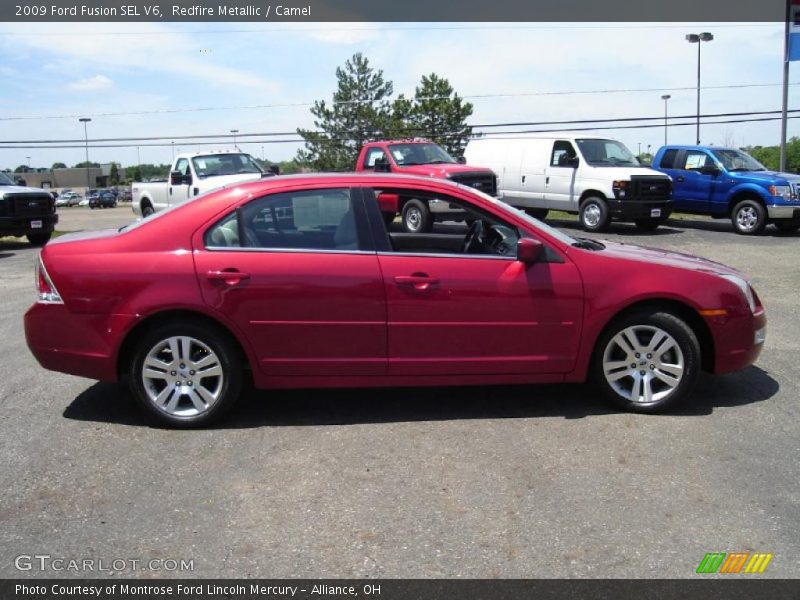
[
  {"left": 63, "top": 366, "right": 778, "bottom": 429},
  {"left": 659, "top": 217, "right": 800, "bottom": 237},
  {"left": 546, "top": 219, "right": 684, "bottom": 236}
]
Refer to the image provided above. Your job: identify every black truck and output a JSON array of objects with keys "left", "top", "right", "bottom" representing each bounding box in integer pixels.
[{"left": 0, "top": 171, "right": 58, "bottom": 245}]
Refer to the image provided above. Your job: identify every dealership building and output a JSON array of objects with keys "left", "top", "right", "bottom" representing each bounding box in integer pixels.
[{"left": 8, "top": 163, "right": 126, "bottom": 192}]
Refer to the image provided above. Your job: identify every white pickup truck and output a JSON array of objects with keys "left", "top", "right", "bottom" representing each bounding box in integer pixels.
[{"left": 131, "top": 151, "right": 271, "bottom": 217}]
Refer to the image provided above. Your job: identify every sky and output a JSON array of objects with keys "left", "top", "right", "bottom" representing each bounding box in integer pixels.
[{"left": 0, "top": 21, "right": 798, "bottom": 170}]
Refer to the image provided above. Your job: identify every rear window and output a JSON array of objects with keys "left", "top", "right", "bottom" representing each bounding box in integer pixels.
[{"left": 659, "top": 149, "right": 678, "bottom": 169}]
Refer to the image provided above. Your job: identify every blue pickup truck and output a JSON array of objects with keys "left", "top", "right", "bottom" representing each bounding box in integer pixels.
[{"left": 651, "top": 145, "right": 800, "bottom": 235}]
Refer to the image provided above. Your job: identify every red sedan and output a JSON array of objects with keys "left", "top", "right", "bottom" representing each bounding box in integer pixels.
[{"left": 25, "top": 174, "right": 766, "bottom": 427}]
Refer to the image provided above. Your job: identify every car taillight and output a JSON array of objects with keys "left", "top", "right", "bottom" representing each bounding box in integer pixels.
[{"left": 35, "top": 255, "right": 63, "bottom": 304}]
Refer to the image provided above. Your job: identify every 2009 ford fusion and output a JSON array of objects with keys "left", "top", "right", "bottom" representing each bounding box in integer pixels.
[{"left": 25, "top": 174, "right": 766, "bottom": 427}]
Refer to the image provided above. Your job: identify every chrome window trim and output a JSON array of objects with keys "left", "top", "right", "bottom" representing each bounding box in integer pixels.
[
  {"left": 203, "top": 246, "right": 376, "bottom": 255},
  {"left": 377, "top": 251, "right": 515, "bottom": 261}
]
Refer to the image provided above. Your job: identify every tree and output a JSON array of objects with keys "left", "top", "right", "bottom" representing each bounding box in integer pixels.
[
  {"left": 109, "top": 162, "right": 120, "bottom": 184},
  {"left": 74, "top": 161, "right": 100, "bottom": 168},
  {"left": 297, "top": 53, "right": 394, "bottom": 171},
  {"left": 409, "top": 73, "right": 473, "bottom": 157},
  {"left": 13, "top": 165, "right": 30, "bottom": 173},
  {"left": 51, "top": 162, "right": 67, "bottom": 169},
  {"left": 128, "top": 166, "right": 142, "bottom": 182}
]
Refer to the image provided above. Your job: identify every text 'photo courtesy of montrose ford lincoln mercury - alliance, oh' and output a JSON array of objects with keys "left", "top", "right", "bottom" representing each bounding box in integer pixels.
[{"left": 24, "top": 174, "right": 766, "bottom": 428}]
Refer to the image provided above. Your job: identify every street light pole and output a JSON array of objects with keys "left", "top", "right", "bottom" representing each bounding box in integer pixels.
[
  {"left": 78, "top": 117, "right": 92, "bottom": 191},
  {"left": 660, "top": 94, "right": 671, "bottom": 145},
  {"left": 686, "top": 32, "right": 714, "bottom": 144},
  {"left": 230, "top": 129, "right": 239, "bottom": 150}
]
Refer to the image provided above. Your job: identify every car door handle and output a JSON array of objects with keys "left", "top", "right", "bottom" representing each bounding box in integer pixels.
[
  {"left": 675, "top": 176, "right": 685, "bottom": 182},
  {"left": 394, "top": 274, "right": 439, "bottom": 291},
  {"left": 522, "top": 175, "right": 526, "bottom": 184},
  {"left": 206, "top": 269, "right": 250, "bottom": 285}
]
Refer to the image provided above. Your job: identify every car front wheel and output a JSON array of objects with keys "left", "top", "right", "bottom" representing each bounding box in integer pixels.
[
  {"left": 129, "top": 321, "right": 243, "bottom": 427},
  {"left": 593, "top": 310, "right": 701, "bottom": 413}
]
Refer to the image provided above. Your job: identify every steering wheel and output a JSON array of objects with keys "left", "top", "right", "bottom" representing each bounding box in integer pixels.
[{"left": 462, "top": 219, "right": 485, "bottom": 254}]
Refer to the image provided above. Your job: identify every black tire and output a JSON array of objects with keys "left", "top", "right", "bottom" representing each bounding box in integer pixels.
[
  {"left": 401, "top": 199, "right": 432, "bottom": 233},
  {"left": 731, "top": 199, "right": 766, "bottom": 235},
  {"left": 579, "top": 196, "right": 611, "bottom": 232},
  {"left": 112, "top": 202, "right": 118, "bottom": 208},
  {"left": 591, "top": 310, "right": 701, "bottom": 413},
  {"left": 26, "top": 232, "right": 52, "bottom": 246},
  {"left": 141, "top": 203, "right": 155, "bottom": 218},
  {"left": 634, "top": 217, "right": 667, "bottom": 232},
  {"left": 774, "top": 220, "right": 800, "bottom": 234},
  {"left": 524, "top": 208, "right": 549, "bottom": 221},
  {"left": 128, "top": 320, "right": 243, "bottom": 428}
]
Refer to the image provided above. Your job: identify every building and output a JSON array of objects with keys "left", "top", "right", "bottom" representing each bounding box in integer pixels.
[{"left": 10, "top": 164, "right": 126, "bottom": 192}]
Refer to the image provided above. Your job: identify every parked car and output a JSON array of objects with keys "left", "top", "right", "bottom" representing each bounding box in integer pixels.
[
  {"left": 651, "top": 145, "right": 800, "bottom": 235},
  {"left": 465, "top": 135, "right": 674, "bottom": 232},
  {"left": 25, "top": 174, "right": 766, "bottom": 427},
  {"left": 355, "top": 139, "right": 497, "bottom": 232},
  {"left": 78, "top": 197, "right": 90, "bottom": 207},
  {"left": 0, "top": 171, "right": 58, "bottom": 245},
  {"left": 89, "top": 191, "right": 117, "bottom": 209},
  {"left": 132, "top": 151, "right": 268, "bottom": 218},
  {"left": 55, "top": 192, "right": 82, "bottom": 207}
]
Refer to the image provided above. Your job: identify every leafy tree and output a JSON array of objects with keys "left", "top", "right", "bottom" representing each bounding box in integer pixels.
[
  {"left": 51, "top": 162, "right": 67, "bottom": 169},
  {"left": 409, "top": 73, "right": 473, "bottom": 157},
  {"left": 109, "top": 162, "right": 120, "bottom": 184},
  {"left": 297, "top": 53, "right": 394, "bottom": 171},
  {"left": 128, "top": 166, "right": 142, "bottom": 182},
  {"left": 74, "top": 161, "right": 100, "bottom": 169},
  {"left": 13, "top": 165, "right": 30, "bottom": 173}
]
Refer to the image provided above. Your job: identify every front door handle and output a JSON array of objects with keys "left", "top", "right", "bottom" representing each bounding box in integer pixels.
[
  {"left": 394, "top": 274, "right": 440, "bottom": 291},
  {"left": 206, "top": 269, "right": 251, "bottom": 286},
  {"left": 522, "top": 175, "right": 526, "bottom": 184}
]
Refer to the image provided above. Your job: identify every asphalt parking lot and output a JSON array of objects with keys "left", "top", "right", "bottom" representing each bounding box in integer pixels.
[{"left": 0, "top": 204, "right": 798, "bottom": 578}]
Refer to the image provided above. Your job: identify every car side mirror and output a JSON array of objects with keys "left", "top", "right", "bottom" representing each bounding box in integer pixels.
[
  {"left": 373, "top": 158, "right": 392, "bottom": 173},
  {"left": 170, "top": 170, "right": 186, "bottom": 185},
  {"left": 517, "top": 237, "right": 543, "bottom": 264},
  {"left": 699, "top": 165, "right": 720, "bottom": 176},
  {"left": 457, "top": 156, "right": 467, "bottom": 164},
  {"left": 567, "top": 156, "right": 580, "bottom": 168}
]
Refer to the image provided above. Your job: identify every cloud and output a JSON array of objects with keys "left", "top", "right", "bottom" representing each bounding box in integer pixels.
[{"left": 69, "top": 74, "right": 114, "bottom": 91}]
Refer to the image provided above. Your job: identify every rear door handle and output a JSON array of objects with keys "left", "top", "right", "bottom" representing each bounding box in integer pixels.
[
  {"left": 206, "top": 269, "right": 251, "bottom": 285},
  {"left": 521, "top": 175, "right": 526, "bottom": 184},
  {"left": 394, "top": 274, "right": 440, "bottom": 291}
]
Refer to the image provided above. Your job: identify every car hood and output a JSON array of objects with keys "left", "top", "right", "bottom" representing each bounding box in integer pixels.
[
  {"left": 593, "top": 240, "right": 745, "bottom": 278},
  {"left": 730, "top": 170, "right": 800, "bottom": 185},
  {"left": 196, "top": 172, "right": 264, "bottom": 189},
  {"left": 394, "top": 163, "right": 494, "bottom": 178},
  {"left": 0, "top": 184, "right": 50, "bottom": 197},
  {"left": 583, "top": 166, "right": 670, "bottom": 179}
]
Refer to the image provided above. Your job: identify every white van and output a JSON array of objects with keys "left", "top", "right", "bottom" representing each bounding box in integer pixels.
[{"left": 464, "top": 135, "right": 673, "bottom": 232}]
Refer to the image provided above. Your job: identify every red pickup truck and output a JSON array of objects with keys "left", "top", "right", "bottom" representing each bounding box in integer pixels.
[{"left": 355, "top": 139, "right": 497, "bottom": 232}]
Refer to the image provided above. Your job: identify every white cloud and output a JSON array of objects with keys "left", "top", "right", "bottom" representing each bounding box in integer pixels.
[{"left": 69, "top": 74, "right": 114, "bottom": 91}]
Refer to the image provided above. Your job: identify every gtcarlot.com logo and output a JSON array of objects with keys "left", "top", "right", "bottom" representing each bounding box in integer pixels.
[
  {"left": 696, "top": 552, "right": 773, "bottom": 574},
  {"left": 14, "top": 554, "right": 194, "bottom": 573}
]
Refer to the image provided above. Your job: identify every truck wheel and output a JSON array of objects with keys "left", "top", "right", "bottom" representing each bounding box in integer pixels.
[
  {"left": 774, "top": 220, "right": 800, "bottom": 234},
  {"left": 524, "top": 208, "right": 549, "bottom": 221},
  {"left": 731, "top": 199, "right": 766, "bottom": 235},
  {"left": 26, "top": 232, "right": 52, "bottom": 246},
  {"left": 141, "top": 204, "right": 155, "bottom": 218},
  {"left": 402, "top": 199, "right": 432, "bottom": 233},
  {"left": 579, "top": 197, "right": 610, "bottom": 232},
  {"left": 592, "top": 310, "right": 701, "bottom": 413},
  {"left": 634, "top": 217, "right": 667, "bottom": 232}
]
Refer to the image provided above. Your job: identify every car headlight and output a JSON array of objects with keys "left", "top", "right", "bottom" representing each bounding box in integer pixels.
[
  {"left": 767, "top": 185, "right": 792, "bottom": 200},
  {"left": 720, "top": 274, "right": 756, "bottom": 313}
]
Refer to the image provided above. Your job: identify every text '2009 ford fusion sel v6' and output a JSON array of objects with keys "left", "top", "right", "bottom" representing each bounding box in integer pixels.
[{"left": 24, "top": 174, "right": 766, "bottom": 427}]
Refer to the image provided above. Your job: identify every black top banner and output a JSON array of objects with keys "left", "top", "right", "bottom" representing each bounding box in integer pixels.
[{"left": 0, "top": 0, "right": 789, "bottom": 22}]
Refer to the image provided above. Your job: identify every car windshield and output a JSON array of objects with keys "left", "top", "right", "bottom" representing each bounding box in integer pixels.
[
  {"left": 711, "top": 149, "right": 766, "bottom": 172},
  {"left": 191, "top": 153, "right": 263, "bottom": 179},
  {"left": 0, "top": 171, "right": 16, "bottom": 185},
  {"left": 388, "top": 143, "right": 457, "bottom": 166},
  {"left": 576, "top": 139, "right": 640, "bottom": 167}
]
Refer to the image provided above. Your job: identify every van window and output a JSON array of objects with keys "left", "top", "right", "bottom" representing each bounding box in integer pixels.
[
  {"left": 659, "top": 149, "right": 678, "bottom": 169},
  {"left": 550, "top": 141, "right": 577, "bottom": 167}
]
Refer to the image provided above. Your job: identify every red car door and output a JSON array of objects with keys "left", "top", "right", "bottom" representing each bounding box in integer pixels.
[
  {"left": 193, "top": 187, "right": 387, "bottom": 377},
  {"left": 365, "top": 187, "right": 583, "bottom": 376}
]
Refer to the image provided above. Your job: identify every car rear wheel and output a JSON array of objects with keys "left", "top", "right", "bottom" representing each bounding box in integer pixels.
[
  {"left": 579, "top": 196, "right": 610, "bottom": 232},
  {"left": 129, "top": 321, "right": 243, "bottom": 427},
  {"left": 26, "top": 232, "right": 52, "bottom": 246},
  {"left": 402, "top": 199, "right": 432, "bottom": 233},
  {"left": 592, "top": 311, "right": 701, "bottom": 413},
  {"left": 731, "top": 199, "right": 766, "bottom": 235}
]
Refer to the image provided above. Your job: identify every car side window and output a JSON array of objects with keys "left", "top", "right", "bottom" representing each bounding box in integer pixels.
[
  {"left": 551, "top": 141, "right": 576, "bottom": 167},
  {"left": 205, "top": 188, "right": 362, "bottom": 252},
  {"left": 659, "top": 149, "right": 678, "bottom": 169},
  {"left": 175, "top": 158, "right": 190, "bottom": 177},
  {"left": 364, "top": 148, "right": 388, "bottom": 169},
  {"left": 368, "top": 188, "right": 522, "bottom": 259},
  {"left": 680, "top": 151, "right": 710, "bottom": 171}
]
